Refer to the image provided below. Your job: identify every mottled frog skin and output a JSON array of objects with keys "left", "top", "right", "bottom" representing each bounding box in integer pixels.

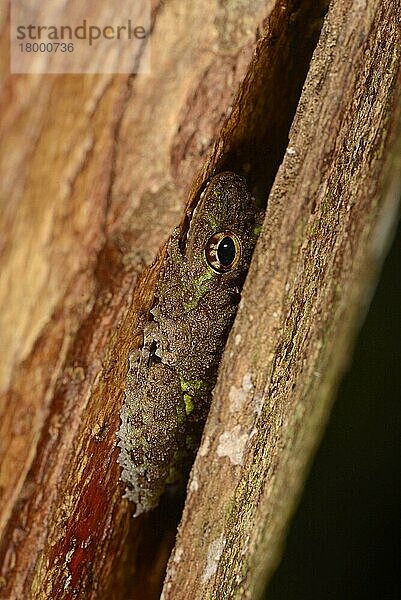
[{"left": 118, "top": 172, "right": 262, "bottom": 515}]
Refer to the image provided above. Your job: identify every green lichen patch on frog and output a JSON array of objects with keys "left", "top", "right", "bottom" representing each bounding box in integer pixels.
[
  {"left": 117, "top": 171, "right": 263, "bottom": 516},
  {"left": 183, "top": 394, "right": 194, "bottom": 415},
  {"left": 180, "top": 376, "right": 207, "bottom": 394},
  {"left": 253, "top": 224, "right": 262, "bottom": 238},
  {"left": 180, "top": 377, "right": 208, "bottom": 415},
  {"left": 184, "top": 269, "right": 214, "bottom": 312},
  {"left": 207, "top": 213, "right": 220, "bottom": 230}
]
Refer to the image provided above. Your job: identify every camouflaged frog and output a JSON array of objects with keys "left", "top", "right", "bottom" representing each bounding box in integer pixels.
[{"left": 118, "top": 171, "right": 263, "bottom": 515}]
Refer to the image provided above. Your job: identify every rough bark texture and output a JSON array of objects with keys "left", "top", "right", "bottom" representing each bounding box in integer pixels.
[
  {"left": 162, "top": 1, "right": 401, "bottom": 599},
  {"left": 0, "top": 0, "right": 399, "bottom": 599},
  {"left": 0, "top": 1, "right": 287, "bottom": 598}
]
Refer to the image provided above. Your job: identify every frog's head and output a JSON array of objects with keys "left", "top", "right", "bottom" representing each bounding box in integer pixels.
[{"left": 183, "top": 172, "right": 263, "bottom": 311}]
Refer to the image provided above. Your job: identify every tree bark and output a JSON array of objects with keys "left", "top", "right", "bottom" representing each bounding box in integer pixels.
[
  {"left": 0, "top": 0, "right": 399, "bottom": 599},
  {"left": 162, "top": 1, "right": 401, "bottom": 599}
]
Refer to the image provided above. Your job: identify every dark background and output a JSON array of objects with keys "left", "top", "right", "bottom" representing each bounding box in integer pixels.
[{"left": 265, "top": 216, "right": 401, "bottom": 599}]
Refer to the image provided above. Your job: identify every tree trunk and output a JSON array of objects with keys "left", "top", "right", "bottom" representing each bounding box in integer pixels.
[
  {"left": 162, "top": 2, "right": 401, "bottom": 598},
  {"left": 0, "top": 1, "right": 399, "bottom": 599}
]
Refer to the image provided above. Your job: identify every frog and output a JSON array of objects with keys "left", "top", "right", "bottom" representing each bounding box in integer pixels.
[{"left": 117, "top": 171, "right": 263, "bottom": 516}]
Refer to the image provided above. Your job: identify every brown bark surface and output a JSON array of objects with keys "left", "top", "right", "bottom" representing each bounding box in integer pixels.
[
  {"left": 0, "top": 0, "right": 399, "bottom": 599},
  {"left": 162, "top": 1, "right": 401, "bottom": 599}
]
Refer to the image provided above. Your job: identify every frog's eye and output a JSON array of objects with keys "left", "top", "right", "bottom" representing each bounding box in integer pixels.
[{"left": 204, "top": 231, "right": 241, "bottom": 273}]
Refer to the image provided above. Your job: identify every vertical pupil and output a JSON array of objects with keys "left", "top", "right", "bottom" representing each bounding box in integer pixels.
[{"left": 217, "top": 236, "right": 236, "bottom": 266}]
